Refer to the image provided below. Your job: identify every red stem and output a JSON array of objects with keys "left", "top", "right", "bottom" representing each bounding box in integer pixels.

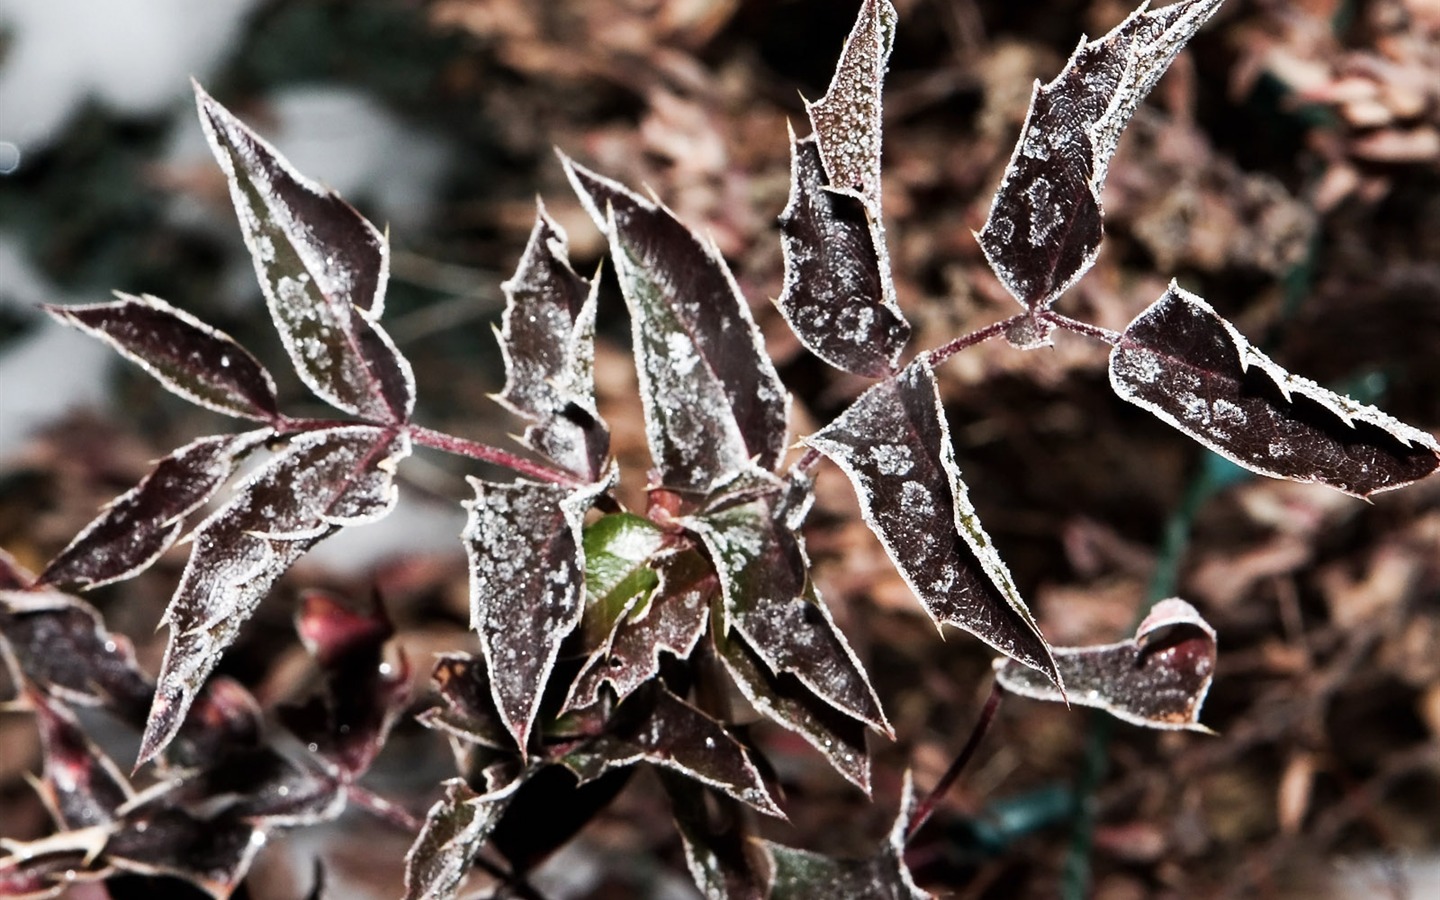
[
  {"left": 407, "top": 425, "right": 588, "bottom": 487},
  {"left": 346, "top": 783, "right": 423, "bottom": 833},
  {"left": 906, "top": 681, "right": 1003, "bottom": 842},
  {"left": 923, "top": 315, "right": 1020, "bottom": 368},
  {"left": 1039, "top": 310, "right": 1121, "bottom": 345}
]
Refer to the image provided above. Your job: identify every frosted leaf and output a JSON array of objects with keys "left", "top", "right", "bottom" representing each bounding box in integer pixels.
[
  {"left": 566, "top": 547, "right": 714, "bottom": 712},
  {"left": 195, "top": 83, "right": 414, "bottom": 423},
  {"left": 764, "top": 770, "right": 926, "bottom": 900},
  {"left": 46, "top": 294, "right": 279, "bottom": 422},
  {"left": 38, "top": 430, "right": 271, "bottom": 591},
  {"left": 805, "top": 0, "right": 897, "bottom": 214},
  {"left": 403, "top": 777, "right": 520, "bottom": 900},
  {"left": 463, "top": 476, "right": 610, "bottom": 754},
  {"left": 560, "top": 155, "right": 789, "bottom": 489},
  {"left": 103, "top": 806, "right": 265, "bottom": 896},
  {"left": 995, "top": 598, "right": 1217, "bottom": 731},
  {"left": 777, "top": 131, "right": 909, "bottom": 377},
  {"left": 684, "top": 496, "right": 888, "bottom": 737},
  {"left": 494, "top": 201, "right": 610, "bottom": 480},
  {"left": 805, "top": 359, "right": 1059, "bottom": 686},
  {"left": 560, "top": 684, "right": 784, "bottom": 819},
  {"left": 0, "top": 589, "right": 154, "bottom": 724},
  {"left": 1110, "top": 282, "right": 1440, "bottom": 497},
  {"left": 715, "top": 629, "right": 872, "bottom": 793},
  {"left": 977, "top": 0, "right": 1224, "bottom": 309},
  {"left": 140, "top": 426, "right": 410, "bottom": 764},
  {"left": 417, "top": 653, "right": 516, "bottom": 752}
]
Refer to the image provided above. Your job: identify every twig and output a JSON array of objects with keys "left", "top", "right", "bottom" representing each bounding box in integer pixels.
[{"left": 906, "top": 681, "right": 1004, "bottom": 842}]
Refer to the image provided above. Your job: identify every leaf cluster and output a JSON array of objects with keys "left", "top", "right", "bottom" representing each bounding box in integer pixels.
[{"left": 4, "top": 0, "right": 1438, "bottom": 897}]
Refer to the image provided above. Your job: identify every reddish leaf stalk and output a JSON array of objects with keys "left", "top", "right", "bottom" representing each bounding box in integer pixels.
[
  {"left": 923, "top": 316, "right": 1017, "bottom": 368},
  {"left": 346, "top": 783, "right": 423, "bottom": 833},
  {"left": 905, "top": 681, "right": 1003, "bottom": 842},
  {"left": 1039, "top": 311, "right": 1121, "bottom": 345},
  {"left": 408, "top": 425, "right": 588, "bottom": 487}
]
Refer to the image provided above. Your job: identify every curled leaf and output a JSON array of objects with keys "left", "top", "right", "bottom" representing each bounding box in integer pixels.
[
  {"left": 495, "top": 201, "right": 610, "bottom": 480},
  {"left": 805, "top": 359, "right": 1058, "bottom": 685},
  {"left": 977, "top": 0, "right": 1224, "bottom": 309},
  {"left": 1110, "top": 282, "right": 1440, "bottom": 497},
  {"left": 805, "top": 0, "right": 897, "bottom": 214},
  {"left": 28, "top": 689, "right": 133, "bottom": 830},
  {"left": 280, "top": 589, "right": 411, "bottom": 779},
  {"left": 777, "top": 130, "right": 908, "bottom": 378},
  {"left": 195, "top": 82, "right": 414, "bottom": 423},
  {"left": 561, "top": 155, "right": 789, "bottom": 489},
  {"left": 142, "top": 426, "right": 409, "bottom": 765},
  {"left": 38, "top": 430, "right": 270, "bottom": 591},
  {"left": 994, "top": 597, "right": 1217, "bottom": 730},
  {"left": 403, "top": 778, "right": 520, "bottom": 900},
  {"left": 45, "top": 294, "right": 279, "bottom": 421},
  {"left": 463, "top": 476, "right": 607, "bottom": 754}
]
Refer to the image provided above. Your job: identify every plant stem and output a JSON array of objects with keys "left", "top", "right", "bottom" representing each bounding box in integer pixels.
[
  {"left": 408, "top": 425, "right": 587, "bottom": 487},
  {"left": 1040, "top": 310, "right": 1121, "bottom": 346},
  {"left": 906, "top": 681, "right": 1003, "bottom": 842},
  {"left": 923, "top": 315, "right": 1019, "bottom": 368},
  {"left": 346, "top": 783, "right": 423, "bottom": 832}
]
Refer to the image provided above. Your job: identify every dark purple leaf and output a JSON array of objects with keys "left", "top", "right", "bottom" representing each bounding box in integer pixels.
[
  {"left": 0, "top": 589, "right": 153, "bottom": 724},
  {"left": 170, "top": 676, "right": 264, "bottom": 765},
  {"left": 805, "top": 0, "right": 896, "bottom": 214},
  {"left": 194, "top": 82, "right": 414, "bottom": 423},
  {"left": 141, "top": 425, "right": 409, "bottom": 765},
  {"left": 45, "top": 294, "right": 280, "bottom": 422},
  {"left": 28, "top": 689, "right": 133, "bottom": 830},
  {"left": 715, "top": 629, "right": 872, "bottom": 793},
  {"left": 495, "top": 202, "right": 611, "bottom": 480},
  {"left": 462, "top": 477, "right": 605, "bottom": 754},
  {"left": 777, "top": 132, "right": 908, "bottom": 378},
  {"left": 403, "top": 777, "right": 518, "bottom": 900},
  {"left": 561, "top": 685, "right": 784, "bottom": 818},
  {"left": 561, "top": 156, "right": 789, "bottom": 489},
  {"left": 805, "top": 359, "right": 1058, "bottom": 685},
  {"left": 416, "top": 654, "right": 514, "bottom": 753},
  {"left": 666, "top": 772, "right": 771, "bottom": 900},
  {"left": 995, "top": 597, "right": 1217, "bottom": 730},
  {"left": 1110, "top": 283, "right": 1440, "bottom": 497},
  {"left": 159, "top": 746, "right": 345, "bottom": 826},
  {"left": 766, "top": 771, "right": 925, "bottom": 900},
  {"left": 281, "top": 589, "right": 411, "bottom": 778},
  {"left": 977, "top": 0, "right": 1223, "bottom": 309},
  {"left": 566, "top": 547, "right": 714, "bottom": 712},
  {"left": 38, "top": 430, "right": 270, "bottom": 591},
  {"left": 103, "top": 806, "right": 263, "bottom": 897}
]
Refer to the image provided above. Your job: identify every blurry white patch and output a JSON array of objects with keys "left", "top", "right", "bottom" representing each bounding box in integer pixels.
[{"left": 0, "top": 0, "right": 257, "bottom": 154}]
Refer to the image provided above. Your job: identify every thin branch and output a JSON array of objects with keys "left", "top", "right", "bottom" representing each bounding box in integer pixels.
[
  {"left": 1040, "top": 310, "right": 1121, "bottom": 346},
  {"left": 408, "top": 425, "right": 588, "bottom": 487},
  {"left": 906, "top": 681, "right": 1003, "bottom": 842},
  {"left": 923, "top": 315, "right": 1019, "bottom": 368},
  {"left": 346, "top": 783, "right": 423, "bottom": 833}
]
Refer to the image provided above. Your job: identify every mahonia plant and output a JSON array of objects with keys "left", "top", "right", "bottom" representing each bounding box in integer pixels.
[{"left": 4, "top": 0, "right": 1438, "bottom": 896}]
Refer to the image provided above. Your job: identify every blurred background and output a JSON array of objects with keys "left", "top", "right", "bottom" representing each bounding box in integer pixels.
[{"left": 5, "top": 0, "right": 1440, "bottom": 896}]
